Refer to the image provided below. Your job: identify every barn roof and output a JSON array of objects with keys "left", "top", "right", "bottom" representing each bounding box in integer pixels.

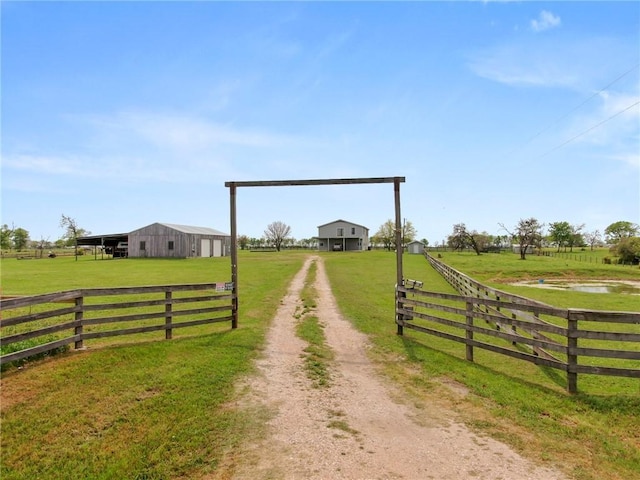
[{"left": 156, "top": 223, "right": 229, "bottom": 236}]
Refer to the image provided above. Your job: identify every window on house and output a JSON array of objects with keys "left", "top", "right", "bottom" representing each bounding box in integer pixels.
[
  {"left": 351, "top": 227, "right": 356, "bottom": 235},
  {"left": 140, "top": 241, "right": 146, "bottom": 251},
  {"left": 337, "top": 228, "right": 344, "bottom": 237},
  {"left": 168, "top": 241, "right": 174, "bottom": 250}
]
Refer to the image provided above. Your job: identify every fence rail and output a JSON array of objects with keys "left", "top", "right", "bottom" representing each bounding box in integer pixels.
[
  {"left": 394, "top": 253, "right": 640, "bottom": 393},
  {"left": 0, "top": 283, "right": 235, "bottom": 366}
]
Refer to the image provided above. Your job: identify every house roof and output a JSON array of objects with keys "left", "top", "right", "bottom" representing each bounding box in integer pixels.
[
  {"left": 155, "top": 223, "right": 229, "bottom": 236},
  {"left": 407, "top": 240, "right": 425, "bottom": 245},
  {"left": 317, "top": 219, "right": 368, "bottom": 230}
]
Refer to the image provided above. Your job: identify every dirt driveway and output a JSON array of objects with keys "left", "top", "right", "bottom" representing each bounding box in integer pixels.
[{"left": 224, "top": 256, "right": 566, "bottom": 480}]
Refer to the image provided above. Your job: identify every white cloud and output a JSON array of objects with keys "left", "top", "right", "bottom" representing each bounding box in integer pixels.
[
  {"left": 2, "top": 110, "right": 329, "bottom": 191},
  {"left": 531, "top": 10, "right": 561, "bottom": 33},
  {"left": 467, "top": 44, "right": 581, "bottom": 88},
  {"left": 86, "top": 111, "right": 300, "bottom": 151},
  {"left": 467, "top": 36, "right": 634, "bottom": 91}
]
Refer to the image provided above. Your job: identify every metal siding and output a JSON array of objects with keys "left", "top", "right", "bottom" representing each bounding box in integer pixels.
[
  {"left": 317, "top": 221, "right": 369, "bottom": 251},
  {"left": 127, "top": 223, "right": 230, "bottom": 258}
]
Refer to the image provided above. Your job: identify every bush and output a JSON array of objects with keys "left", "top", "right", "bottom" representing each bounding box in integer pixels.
[{"left": 610, "top": 236, "right": 640, "bottom": 265}]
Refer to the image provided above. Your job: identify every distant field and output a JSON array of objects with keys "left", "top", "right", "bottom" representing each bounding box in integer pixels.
[{"left": 1, "top": 251, "right": 639, "bottom": 480}]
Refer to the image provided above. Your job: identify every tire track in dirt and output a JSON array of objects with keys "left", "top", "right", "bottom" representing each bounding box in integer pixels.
[{"left": 227, "top": 255, "right": 566, "bottom": 480}]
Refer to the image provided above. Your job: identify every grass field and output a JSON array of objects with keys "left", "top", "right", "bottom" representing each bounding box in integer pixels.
[{"left": 1, "top": 251, "right": 639, "bottom": 480}]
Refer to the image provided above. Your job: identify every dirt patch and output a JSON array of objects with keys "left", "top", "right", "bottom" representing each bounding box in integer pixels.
[{"left": 221, "top": 255, "right": 566, "bottom": 479}]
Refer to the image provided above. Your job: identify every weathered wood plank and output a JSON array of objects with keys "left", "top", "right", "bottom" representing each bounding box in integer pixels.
[
  {"left": 0, "top": 336, "right": 77, "bottom": 365},
  {"left": 574, "top": 331, "right": 640, "bottom": 342},
  {"left": 0, "top": 290, "right": 81, "bottom": 309},
  {"left": 82, "top": 316, "right": 235, "bottom": 340},
  {"left": 0, "top": 305, "right": 79, "bottom": 327},
  {"left": 225, "top": 177, "right": 405, "bottom": 188},
  {"left": 569, "top": 309, "right": 640, "bottom": 324},
  {"left": 570, "top": 347, "right": 640, "bottom": 360},
  {"left": 1, "top": 320, "right": 79, "bottom": 345},
  {"left": 402, "top": 322, "right": 566, "bottom": 370},
  {"left": 575, "top": 365, "right": 640, "bottom": 378}
]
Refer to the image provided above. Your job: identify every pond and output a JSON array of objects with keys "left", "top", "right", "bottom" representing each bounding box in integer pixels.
[{"left": 512, "top": 280, "right": 640, "bottom": 295}]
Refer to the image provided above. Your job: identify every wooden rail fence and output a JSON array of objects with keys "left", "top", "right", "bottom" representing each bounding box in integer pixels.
[
  {"left": 0, "top": 283, "right": 235, "bottom": 366},
  {"left": 394, "top": 253, "right": 640, "bottom": 393}
]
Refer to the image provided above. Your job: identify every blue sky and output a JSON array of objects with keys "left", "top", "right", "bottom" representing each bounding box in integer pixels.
[{"left": 2, "top": 1, "right": 639, "bottom": 245}]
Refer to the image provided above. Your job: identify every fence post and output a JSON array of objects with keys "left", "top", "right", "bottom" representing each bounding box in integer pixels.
[
  {"left": 567, "top": 310, "right": 578, "bottom": 394},
  {"left": 466, "top": 300, "right": 474, "bottom": 362},
  {"left": 165, "top": 290, "right": 173, "bottom": 340},
  {"left": 396, "top": 284, "right": 404, "bottom": 335},
  {"left": 74, "top": 294, "right": 84, "bottom": 350}
]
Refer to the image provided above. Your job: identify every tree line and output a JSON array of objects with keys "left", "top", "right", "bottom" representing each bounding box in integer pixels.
[
  {"left": 1, "top": 215, "right": 89, "bottom": 253},
  {"left": 444, "top": 219, "right": 639, "bottom": 263},
  {"left": 4, "top": 215, "right": 637, "bottom": 265}
]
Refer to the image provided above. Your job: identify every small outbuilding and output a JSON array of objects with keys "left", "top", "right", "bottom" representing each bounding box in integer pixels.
[
  {"left": 127, "top": 223, "right": 230, "bottom": 258},
  {"left": 407, "top": 240, "right": 425, "bottom": 254}
]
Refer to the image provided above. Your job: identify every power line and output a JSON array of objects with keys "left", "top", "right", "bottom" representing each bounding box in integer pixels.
[
  {"left": 509, "top": 62, "right": 640, "bottom": 155},
  {"left": 538, "top": 99, "right": 640, "bottom": 158}
]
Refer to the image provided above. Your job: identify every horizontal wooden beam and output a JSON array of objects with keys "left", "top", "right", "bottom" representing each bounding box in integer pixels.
[{"left": 225, "top": 177, "right": 405, "bottom": 188}]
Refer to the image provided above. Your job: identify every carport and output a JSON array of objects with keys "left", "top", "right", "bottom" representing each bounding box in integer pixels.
[{"left": 77, "top": 233, "right": 129, "bottom": 259}]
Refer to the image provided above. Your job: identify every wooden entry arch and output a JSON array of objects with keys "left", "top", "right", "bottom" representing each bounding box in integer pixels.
[{"left": 225, "top": 177, "right": 406, "bottom": 333}]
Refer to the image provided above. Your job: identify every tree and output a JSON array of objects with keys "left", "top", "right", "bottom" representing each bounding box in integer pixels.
[
  {"left": 401, "top": 220, "right": 417, "bottom": 248},
  {"left": 610, "top": 237, "right": 640, "bottom": 265},
  {"left": 548, "top": 222, "right": 584, "bottom": 252},
  {"left": 34, "top": 236, "right": 51, "bottom": 257},
  {"left": 447, "top": 223, "right": 469, "bottom": 252},
  {"left": 500, "top": 218, "right": 544, "bottom": 260},
  {"left": 374, "top": 220, "right": 396, "bottom": 251},
  {"left": 12, "top": 228, "right": 30, "bottom": 251},
  {"left": 374, "top": 219, "right": 416, "bottom": 251},
  {"left": 60, "top": 214, "right": 90, "bottom": 260},
  {"left": 604, "top": 221, "right": 639, "bottom": 244},
  {"left": 264, "top": 221, "right": 291, "bottom": 252},
  {"left": 446, "top": 223, "right": 489, "bottom": 255},
  {"left": 567, "top": 224, "right": 585, "bottom": 252},
  {"left": 238, "top": 235, "right": 249, "bottom": 250},
  {"left": 1, "top": 224, "right": 13, "bottom": 250},
  {"left": 548, "top": 221, "right": 572, "bottom": 252},
  {"left": 584, "top": 230, "right": 602, "bottom": 251}
]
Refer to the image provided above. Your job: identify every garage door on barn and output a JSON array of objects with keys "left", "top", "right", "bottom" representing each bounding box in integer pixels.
[{"left": 200, "top": 239, "right": 222, "bottom": 257}]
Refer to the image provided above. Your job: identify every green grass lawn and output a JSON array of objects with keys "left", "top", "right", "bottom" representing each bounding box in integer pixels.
[{"left": 1, "top": 250, "right": 638, "bottom": 480}]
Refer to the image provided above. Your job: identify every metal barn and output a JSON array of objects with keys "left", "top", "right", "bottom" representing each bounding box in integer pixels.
[{"left": 127, "top": 223, "right": 230, "bottom": 258}]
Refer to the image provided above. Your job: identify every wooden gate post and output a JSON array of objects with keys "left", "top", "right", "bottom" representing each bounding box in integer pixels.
[
  {"left": 394, "top": 177, "right": 404, "bottom": 336},
  {"left": 225, "top": 177, "right": 405, "bottom": 334},
  {"left": 229, "top": 182, "right": 238, "bottom": 329}
]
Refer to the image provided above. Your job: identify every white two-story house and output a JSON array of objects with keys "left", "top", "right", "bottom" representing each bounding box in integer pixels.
[{"left": 317, "top": 219, "right": 369, "bottom": 252}]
